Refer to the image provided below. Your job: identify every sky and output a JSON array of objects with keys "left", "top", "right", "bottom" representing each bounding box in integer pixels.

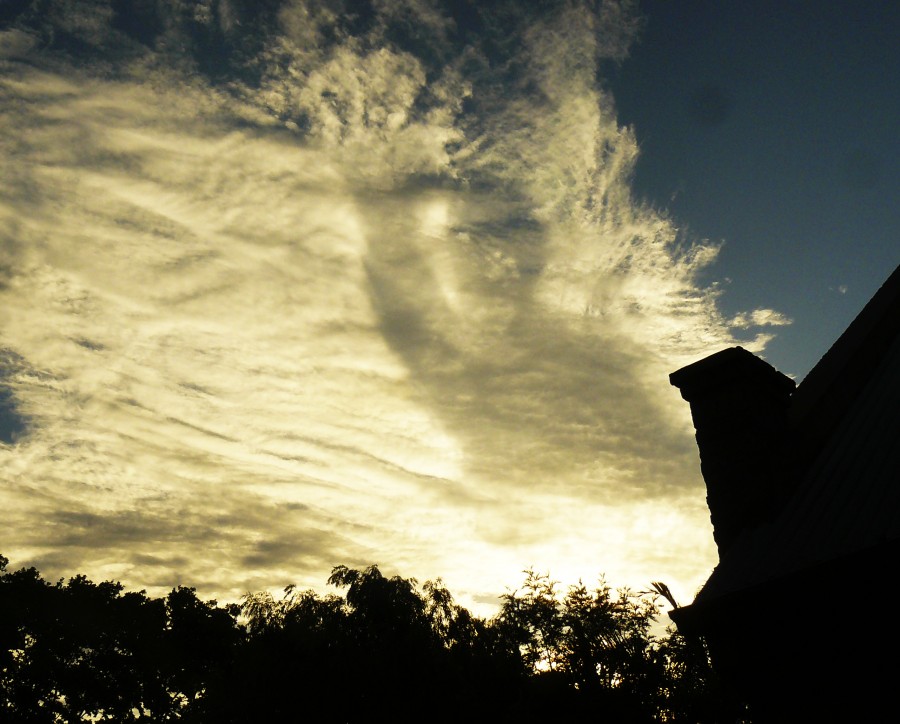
[
  {"left": 0, "top": 0, "right": 897, "bottom": 615},
  {"left": 610, "top": 0, "right": 900, "bottom": 378}
]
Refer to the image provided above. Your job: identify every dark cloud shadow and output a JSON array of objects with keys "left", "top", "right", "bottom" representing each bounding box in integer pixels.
[
  {"left": 360, "top": 192, "right": 696, "bottom": 505},
  {"left": 16, "top": 492, "right": 362, "bottom": 598}
]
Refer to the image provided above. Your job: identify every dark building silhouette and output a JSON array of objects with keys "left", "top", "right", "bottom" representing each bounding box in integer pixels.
[{"left": 668, "top": 263, "right": 900, "bottom": 720}]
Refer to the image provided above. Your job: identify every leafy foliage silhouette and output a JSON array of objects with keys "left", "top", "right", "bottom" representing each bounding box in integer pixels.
[{"left": 0, "top": 555, "right": 744, "bottom": 722}]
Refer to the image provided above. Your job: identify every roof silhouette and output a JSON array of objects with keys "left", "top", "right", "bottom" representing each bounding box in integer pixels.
[{"left": 692, "top": 263, "right": 900, "bottom": 607}]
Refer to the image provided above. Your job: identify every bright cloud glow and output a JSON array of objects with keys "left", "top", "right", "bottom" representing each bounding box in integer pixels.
[{"left": 0, "top": 2, "right": 786, "bottom": 613}]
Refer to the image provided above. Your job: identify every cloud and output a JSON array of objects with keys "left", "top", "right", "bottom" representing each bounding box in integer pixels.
[
  {"left": 728, "top": 308, "right": 793, "bottom": 329},
  {"left": 0, "top": 1, "right": 785, "bottom": 611}
]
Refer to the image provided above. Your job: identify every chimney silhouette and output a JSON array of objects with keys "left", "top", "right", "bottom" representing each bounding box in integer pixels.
[{"left": 670, "top": 347, "right": 796, "bottom": 555}]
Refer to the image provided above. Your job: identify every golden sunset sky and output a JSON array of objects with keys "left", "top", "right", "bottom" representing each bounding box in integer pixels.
[{"left": 2, "top": 0, "right": 895, "bottom": 615}]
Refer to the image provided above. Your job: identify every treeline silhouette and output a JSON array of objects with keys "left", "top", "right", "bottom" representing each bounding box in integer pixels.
[{"left": 0, "top": 554, "right": 745, "bottom": 722}]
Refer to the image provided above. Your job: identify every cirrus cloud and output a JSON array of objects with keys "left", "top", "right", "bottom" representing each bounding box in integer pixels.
[{"left": 0, "top": 1, "right": 785, "bottom": 611}]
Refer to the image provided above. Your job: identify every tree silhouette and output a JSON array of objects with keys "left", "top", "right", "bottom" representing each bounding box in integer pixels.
[
  {"left": 0, "top": 555, "right": 243, "bottom": 721},
  {"left": 1, "top": 555, "right": 746, "bottom": 722}
]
